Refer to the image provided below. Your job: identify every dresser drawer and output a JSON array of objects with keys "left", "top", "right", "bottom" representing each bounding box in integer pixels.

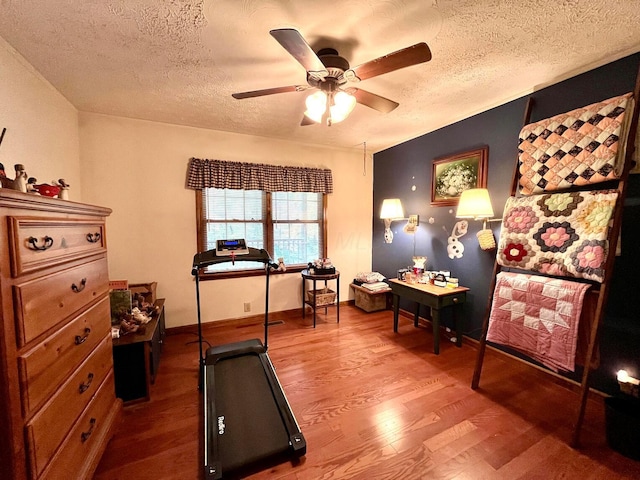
[
  {"left": 18, "top": 297, "right": 111, "bottom": 416},
  {"left": 8, "top": 216, "right": 106, "bottom": 278},
  {"left": 25, "top": 335, "right": 114, "bottom": 477},
  {"left": 36, "top": 372, "right": 117, "bottom": 480},
  {"left": 13, "top": 257, "right": 110, "bottom": 347}
]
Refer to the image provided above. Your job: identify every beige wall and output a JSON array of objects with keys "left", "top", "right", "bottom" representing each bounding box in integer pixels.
[
  {"left": 78, "top": 113, "right": 373, "bottom": 328},
  {"left": 2, "top": 35, "right": 374, "bottom": 329},
  {"left": 0, "top": 37, "right": 81, "bottom": 197}
]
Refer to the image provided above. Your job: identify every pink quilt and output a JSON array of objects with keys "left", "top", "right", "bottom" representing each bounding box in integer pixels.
[{"left": 486, "top": 272, "right": 590, "bottom": 372}]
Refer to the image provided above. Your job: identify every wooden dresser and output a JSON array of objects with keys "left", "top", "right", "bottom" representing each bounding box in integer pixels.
[{"left": 0, "top": 190, "right": 121, "bottom": 480}]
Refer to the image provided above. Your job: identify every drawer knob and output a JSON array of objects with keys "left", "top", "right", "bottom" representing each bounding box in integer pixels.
[
  {"left": 453, "top": 298, "right": 458, "bottom": 303},
  {"left": 71, "top": 278, "right": 87, "bottom": 293},
  {"left": 75, "top": 327, "right": 91, "bottom": 345},
  {"left": 27, "top": 236, "right": 54, "bottom": 251},
  {"left": 81, "top": 418, "right": 96, "bottom": 443},
  {"left": 79, "top": 373, "right": 94, "bottom": 393},
  {"left": 86, "top": 232, "right": 101, "bottom": 243}
]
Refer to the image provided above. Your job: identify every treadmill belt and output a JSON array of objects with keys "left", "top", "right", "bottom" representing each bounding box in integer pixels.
[{"left": 208, "top": 352, "right": 291, "bottom": 475}]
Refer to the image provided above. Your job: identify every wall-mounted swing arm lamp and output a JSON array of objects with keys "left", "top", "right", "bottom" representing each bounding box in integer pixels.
[
  {"left": 455, "top": 188, "right": 501, "bottom": 250},
  {"left": 380, "top": 198, "right": 419, "bottom": 243}
]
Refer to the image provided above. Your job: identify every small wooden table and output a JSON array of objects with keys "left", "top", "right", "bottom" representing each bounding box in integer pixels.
[
  {"left": 388, "top": 279, "right": 469, "bottom": 354},
  {"left": 112, "top": 298, "right": 166, "bottom": 403},
  {"left": 301, "top": 269, "right": 340, "bottom": 327}
]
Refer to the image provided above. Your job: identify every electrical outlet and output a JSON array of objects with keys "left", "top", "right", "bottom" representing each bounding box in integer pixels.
[{"left": 243, "top": 302, "right": 251, "bottom": 312}]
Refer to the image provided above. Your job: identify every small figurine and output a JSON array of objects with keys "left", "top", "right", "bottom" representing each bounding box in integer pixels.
[
  {"left": 26, "top": 177, "right": 40, "bottom": 194},
  {"left": 0, "top": 163, "right": 14, "bottom": 189},
  {"left": 14, "top": 164, "right": 28, "bottom": 193},
  {"left": 33, "top": 183, "right": 60, "bottom": 197},
  {"left": 53, "top": 178, "right": 70, "bottom": 200},
  {"left": 276, "top": 257, "right": 286, "bottom": 272},
  {"left": 447, "top": 220, "right": 468, "bottom": 259}
]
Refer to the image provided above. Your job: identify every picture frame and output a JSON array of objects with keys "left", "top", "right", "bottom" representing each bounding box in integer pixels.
[{"left": 430, "top": 146, "right": 488, "bottom": 206}]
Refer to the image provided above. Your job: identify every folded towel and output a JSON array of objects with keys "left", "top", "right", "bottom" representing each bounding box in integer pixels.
[
  {"left": 355, "top": 272, "right": 386, "bottom": 284},
  {"left": 361, "top": 282, "right": 390, "bottom": 292}
]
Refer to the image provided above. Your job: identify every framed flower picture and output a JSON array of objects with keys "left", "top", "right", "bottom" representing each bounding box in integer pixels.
[{"left": 430, "top": 147, "right": 488, "bottom": 206}]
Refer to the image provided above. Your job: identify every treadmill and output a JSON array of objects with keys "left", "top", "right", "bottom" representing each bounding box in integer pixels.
[{"left": 191, "top": 242, "right": 306, "bottom": 479}]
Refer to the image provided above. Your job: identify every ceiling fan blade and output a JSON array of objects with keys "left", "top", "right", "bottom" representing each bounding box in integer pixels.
[
  {"left": 270, "top": 28, "right": 328, "bottom": 80},
  {"left": 349, "top": 88, "right": 399, "bottom": 114},
  {"left": 232, "top": 85, "right": 303, "bottom": 99},
  {"left": 345, "top": 42, "right": 432, "bottom": 82}
]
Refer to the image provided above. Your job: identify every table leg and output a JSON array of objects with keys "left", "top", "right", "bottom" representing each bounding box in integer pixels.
[
  {"left": 432, "top": 308, "right": 441, "bottom": 355},
  {"left": 323, "top": 280, "right": 328, "bottom": 315},
  {"left": 313, "top": 279, "right": 317, "bottom": 328},
  {"left": 393, "top": 294, "right": 400, "bottom": 332},
  {"left": 336, "top": 277, "right": 340, "bottom": 323},
  {"left": 414, "top": 303, "right": 420, "bottom": 327},
  {"left": 301, "top": 277, "right": 306, "bottom": 318},
  {"left": 454, "top": 304, "right": 463, "bottom": 347}
]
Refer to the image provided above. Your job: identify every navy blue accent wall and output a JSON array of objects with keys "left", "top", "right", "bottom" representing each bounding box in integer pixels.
[{"left": 373, "top": 53, "right": 640, "bottom": 394}]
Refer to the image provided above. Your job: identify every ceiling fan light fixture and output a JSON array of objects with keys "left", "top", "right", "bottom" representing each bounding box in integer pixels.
[
  {"left": 329, "top": 91, "right": 357, "bottom": 123},
  {"left": 233, "top": 29, "right": 433, "bottom": 126},
  {"left": 304, "top": 91, "right": 327, "bottom": 123}
]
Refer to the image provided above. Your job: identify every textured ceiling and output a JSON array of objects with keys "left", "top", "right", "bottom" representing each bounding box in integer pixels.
[{"left": 1, "top": 0, "right": 640, "bottom": 153}]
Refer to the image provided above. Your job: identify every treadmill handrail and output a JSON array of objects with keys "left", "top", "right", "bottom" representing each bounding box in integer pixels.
[
  {"left": 191, "top": 247, "right": 275, "bottom": 274},
  {"left": 192, "top": 246, "right": 276, "bottom": 391}
]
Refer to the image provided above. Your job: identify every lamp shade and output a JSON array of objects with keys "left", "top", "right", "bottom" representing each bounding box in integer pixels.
[
  {"left": 329, "top": 91, "right": 356, "bottom": 123},
  {"left": 380, "top": 198, "right": 404, "bottom": 219},
  {"left": 456, "top": 188, "right": 494, "bottom": 219},
  {"left": 304, "top": 91, "right": 327, "bottom": 123}
]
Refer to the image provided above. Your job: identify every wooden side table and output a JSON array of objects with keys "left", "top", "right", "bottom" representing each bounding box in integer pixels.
[
  {"left": 112, "top": 298, "right": 166, "bottom": 403},
  {"left": 387, "top": 279, "right": 468, "bottom": 354},
  {"left": 301, "top": 269, "right": 340, "bottom": 327}
]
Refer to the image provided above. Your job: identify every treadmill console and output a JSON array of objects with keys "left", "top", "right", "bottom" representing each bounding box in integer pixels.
[{"left": 215, "top": 238, "right": 249, "bottom": 256}]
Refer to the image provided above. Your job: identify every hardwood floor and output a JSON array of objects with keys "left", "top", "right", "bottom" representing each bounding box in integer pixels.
[{"left": 95, "top": 305, "right": 640, "bottom": 479}]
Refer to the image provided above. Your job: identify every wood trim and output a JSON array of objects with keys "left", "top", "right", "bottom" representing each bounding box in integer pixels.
[{"left": 0, "top": 190, "right": 112, "bottom": 217}]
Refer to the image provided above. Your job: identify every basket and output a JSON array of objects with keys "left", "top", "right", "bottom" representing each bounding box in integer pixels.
[
  {"left": 477, "top": 229, "right": 496, "bottom": 250},
  {"left": 352, "top": 286, "right": 389, "bottom": 312},
  {"left": 307, "top": 288, "right": 336, "bottom": 307},
  {"left": 313, "top": 267, "right": 336, "bottom": 275}
]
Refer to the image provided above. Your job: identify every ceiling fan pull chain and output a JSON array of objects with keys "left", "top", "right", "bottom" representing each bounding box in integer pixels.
[{"left": 363, "top": 142, "right": 367, "bottom": 176}]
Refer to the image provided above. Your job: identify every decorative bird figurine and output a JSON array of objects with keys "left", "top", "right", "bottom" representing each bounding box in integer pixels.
[{"left": 53, "top": 178, "right": 70, "bottom": 200}]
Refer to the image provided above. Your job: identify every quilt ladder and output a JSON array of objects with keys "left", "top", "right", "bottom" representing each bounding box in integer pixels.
[{"left": 471, "top": 62, "right": 640, "bottom": 448}]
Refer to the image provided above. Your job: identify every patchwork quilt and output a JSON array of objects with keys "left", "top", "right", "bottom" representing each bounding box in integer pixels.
[
  {"left": 518, "top": 93, "right": 635, "bottom": 194},
  {"left": 487, "top": 272, "right": 590, "bottom": 372},
  {"left": 497, "top": 190, "right": 618, "bottom": 283}
]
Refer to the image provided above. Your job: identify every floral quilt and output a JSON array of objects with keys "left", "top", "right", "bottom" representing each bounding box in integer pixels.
[
  {"left": 518, "top": 93, "right": 634, "bottom": 194},
  {"left": 496, "top": 190, "right": 618, "bottom": 283},
  {"left": 487, "top": 272, "right": 590, "bottom": 372}
]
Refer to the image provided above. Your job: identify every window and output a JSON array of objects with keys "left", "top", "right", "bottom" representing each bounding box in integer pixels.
[
  {"left": 187, "top": 158, "right": 332, "bottom": 277},
  {"left": 196, "top": 188, "right": 326, "bottom": 276}
]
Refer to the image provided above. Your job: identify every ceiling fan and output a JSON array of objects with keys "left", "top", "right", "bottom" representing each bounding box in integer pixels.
[{"left": 232, "top": 28, "right": 432, "bottom": 126}]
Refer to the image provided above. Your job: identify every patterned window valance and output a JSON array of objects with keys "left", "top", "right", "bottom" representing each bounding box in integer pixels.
[{"left": 186, "top": 158, "right": 333, "bottom": 193}]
